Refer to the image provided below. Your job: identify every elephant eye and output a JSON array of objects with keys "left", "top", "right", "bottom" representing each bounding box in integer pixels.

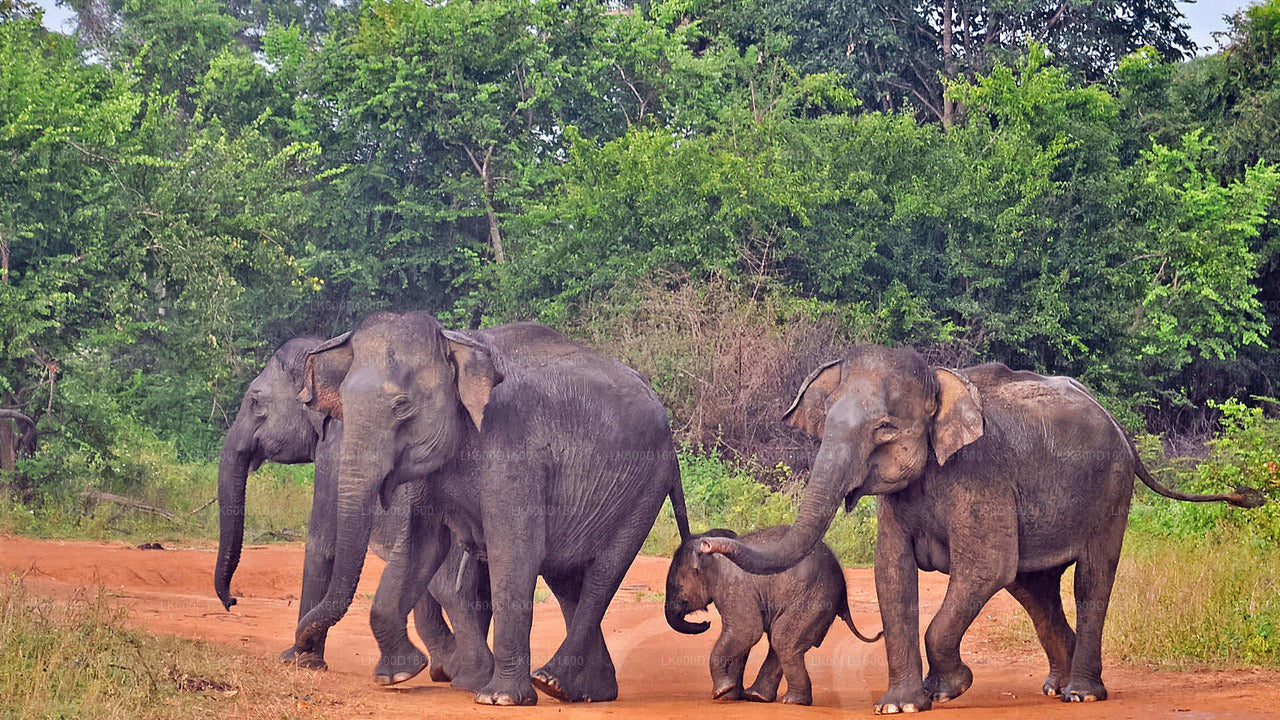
[
  {"left": 248, "top": 394, "right": 269, "bottom": 419},
  {"left": 390, "top": 394, "right": 416, "bottom": 420}
]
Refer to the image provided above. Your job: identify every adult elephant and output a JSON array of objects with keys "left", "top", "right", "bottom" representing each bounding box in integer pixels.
[
  {"left": 213, "top": 337, "right": 493, "bottom": 689},
  {"left": 291, "top": 313, "right": 690, "bottom": 706},
  {"left": 701, "top": 346, "right": 1263, "bottom": 714}
]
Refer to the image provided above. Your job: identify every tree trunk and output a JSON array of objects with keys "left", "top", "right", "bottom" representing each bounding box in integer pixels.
[
  {"left": 942, "top": 0, "right": 956, "bottom": 128},
  {"left": 0, "top": 420, "right": 14, "bottom": 475},
  {"left": 485, "top": 192, "right": 506, "bottom": 264}
]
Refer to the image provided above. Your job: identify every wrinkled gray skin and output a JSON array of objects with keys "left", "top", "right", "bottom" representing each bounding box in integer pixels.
[
  {"left": 702, "top": 346, "right": 1264, "bottom": 714},
  {"left": 212, "top": 337, "right": 493, "bottom": 689},
  {"left": 292, "top": 314, "right": 690, "bottom": 706},
  {"left": 666, "top": 526, "right": 881, "bottom": 706}
]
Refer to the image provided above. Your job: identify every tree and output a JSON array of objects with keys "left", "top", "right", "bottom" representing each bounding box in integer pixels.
[{"left": 700, "top": 0, "right": 1196, "bottom": 124}]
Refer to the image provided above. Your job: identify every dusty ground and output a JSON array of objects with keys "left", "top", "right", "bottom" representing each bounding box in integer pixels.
[{"left": 2, "top": 536, "right": 1276, "bottom": 718}]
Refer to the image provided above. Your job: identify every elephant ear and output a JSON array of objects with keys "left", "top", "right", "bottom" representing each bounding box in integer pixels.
[
  {"left": 299, "top": 331, "right": 353, "bottom": 421},
  {"left": 931, "top": 367, "right": 984, "bottom": 467},
  {"left": 442, "top": 330, "right": 504, "bottom": 431},
  {"left": 782, "top": 359, "right": 843, "bottom": 439}
]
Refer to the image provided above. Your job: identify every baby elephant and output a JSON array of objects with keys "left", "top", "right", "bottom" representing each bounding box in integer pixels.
[{"left": 665, "top": 526, "right": 881, "bottom": 705}]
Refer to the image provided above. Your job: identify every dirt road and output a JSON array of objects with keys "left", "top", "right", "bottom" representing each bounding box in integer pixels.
[{"left": 2, "top": 536, "right": 1275, "bottom": 718}]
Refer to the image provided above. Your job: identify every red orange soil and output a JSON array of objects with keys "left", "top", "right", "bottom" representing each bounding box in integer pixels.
[{"left": 2, "top": 535, "right": 1276, "bottom": 718}]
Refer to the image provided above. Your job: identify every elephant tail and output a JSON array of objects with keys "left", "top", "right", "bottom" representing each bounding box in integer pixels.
[
  {"left": 668, "top": 459, "right": 692, "bottom": 542},
  {"left": 838, "top": 600, "right": 882, "bottom": 643},
  {"left": 1132, "top": 442, "right": 1265, "bottom": 509}
]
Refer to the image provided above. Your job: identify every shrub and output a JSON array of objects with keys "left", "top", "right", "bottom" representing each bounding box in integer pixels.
[{"left": 571, "top": 275, "right": 881, "bottom": 472}]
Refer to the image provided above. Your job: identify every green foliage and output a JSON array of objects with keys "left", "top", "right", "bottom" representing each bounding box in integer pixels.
[
  {"left": 1130, "top": 132, "right": 1278, "bottom": 372},
  {"left": 1130, "top": 398, "right": 1280, "bottom": 542},
  {"left": 0, "top": 420, "right": 312, "bottom": 541}
]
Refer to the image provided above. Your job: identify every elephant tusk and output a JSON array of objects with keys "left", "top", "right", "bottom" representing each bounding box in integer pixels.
[{"left": 454, "top": 549, "right": 472, "bottom": 594}]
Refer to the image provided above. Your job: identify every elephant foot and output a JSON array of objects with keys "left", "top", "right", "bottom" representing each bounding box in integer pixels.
[
  {"left": 531, "top": 667, "right": 617, "bottom": 703},
  {"left": 874, "top": 685, "right": 931, "bottom": 714},
  {"left": 711, "top": 680, "right": 743, "bottom": 701},
  {"left": 924, "top": 663, "right": 973, "bottom": 703},
  {"left": 531, "top": 652, "right": 617, "bottom": 703},
  {"left": 373, "top": 645, "right": 429, "bottom": 686},
  {"left": 447, "top": 653, "right": 495, "bottom": 693},
  {"left": 743, "top": 683, "right": 777, "bottom": 703},
  {"left": 279, "top": 645, "right": 328, "bottom": 671},
  {"left": 781, "top": 690, "right": 813, "bottom": 706},
  {"left": 475, "top": 678, "right": 538, "bottom": 706},
  {"left": 429, "top": 663, "right": 451, "bottom": 683},
  {"left": 1042, "top": 671, "right": 1067, "bottom": 697},
  {"left": 1062, "top": 677, "right": 1107, "bottom": 703}
]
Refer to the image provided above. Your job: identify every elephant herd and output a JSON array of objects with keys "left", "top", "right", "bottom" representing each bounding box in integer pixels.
[{"left": 214, "top": 311, "right": 1263, "bottom": 714}]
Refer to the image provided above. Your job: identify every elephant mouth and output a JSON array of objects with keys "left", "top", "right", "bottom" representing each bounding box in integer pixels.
[
  {"left": 843, "top": 488, "right": 865, "bottom": 512},
  {"left": 665, "top": 600, "right": 711, "bottom": 634}
]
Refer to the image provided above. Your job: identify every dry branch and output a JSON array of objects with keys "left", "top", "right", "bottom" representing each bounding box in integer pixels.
[{"left": 79, "top": 491, "right": 178, "bottom": 521}]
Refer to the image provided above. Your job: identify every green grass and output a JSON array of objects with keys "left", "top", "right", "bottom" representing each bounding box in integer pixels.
[
  {"left": 992, "top": 525, "right": 1280, "bottom": 668},
  {"left": 0, "top": 435, "right": 313, "bottom": 544},
  {"left": 0, "top": 577, "right": 329, "bottom": 719}
]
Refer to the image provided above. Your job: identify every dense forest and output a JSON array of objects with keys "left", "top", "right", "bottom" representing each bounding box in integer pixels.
[{"left": 2, "top": 0, "right": 1279, "bottom": 496}]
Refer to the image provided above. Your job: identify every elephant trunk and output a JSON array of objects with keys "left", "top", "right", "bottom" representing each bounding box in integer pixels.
[
  {"left": 295, "top": 420, "right": 387, "bottom": 650},
  {"left": 702, "top": 438, "right": 860, "bottom": 574},
  {"left": 214, "top": 418, "right": 258, "bottom": 610},
  {"left": 664, "top": 597, "right": 710, "bottom": 634}
]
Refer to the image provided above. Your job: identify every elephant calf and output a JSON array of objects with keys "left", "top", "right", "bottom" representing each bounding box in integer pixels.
[{"left": 665, "top": 527, "right": 880, "bottom": 706}]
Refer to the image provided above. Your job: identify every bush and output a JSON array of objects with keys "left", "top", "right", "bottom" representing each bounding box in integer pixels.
[
  {"left": 571, "top": 275, "right": 881, "bottom": 471},
  {"left": 1129, "top": 397, "right": 1280, "bottom": 542}
]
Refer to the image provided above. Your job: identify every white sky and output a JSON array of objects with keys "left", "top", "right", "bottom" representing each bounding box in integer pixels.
[{"left": 28, "top": 0, "right": 1254, "bottom": 54}]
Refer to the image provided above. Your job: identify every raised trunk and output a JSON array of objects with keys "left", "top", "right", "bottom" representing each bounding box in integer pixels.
[
  {"left": 295, "top": 421, "right": 388, "bottom": 650},
  {"left": 707, "top": 440, "right": 859, "bottom": 574},
  {"left": 214, "top": 420, "right": 258, "bottom": 610}
]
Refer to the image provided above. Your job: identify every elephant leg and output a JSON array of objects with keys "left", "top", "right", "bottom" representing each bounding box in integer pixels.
[
  {"left": 1006, "top": 565, "right": 1075, "bottom": 697},
  {"left": 533, "top": 512, "right": 656, "bottom": 703},
  {"left": 707, "top": 612, "right": 762, "bottom": 701},
  {"left": 777, "top": 644, "right": 814, "bottom": 706},
  {"left": 922, "top": 540, "right": 1014, "bottom": 706},
  {"left": 371, "top": 512, "right": 449, "bottom": 686},
  {"left": 281, "top": 474, "right": 337, "bottom": 671},
  {"left": 1063, "top": 526, "right": 1124, "bottom": 703},
  {"left": 873, "top": 505, "right": 930, "bottom": 715},
  {"left": 743, "top": 646, "right": 782, "bottom": 702},
  {"left": 411, "top": 592, "right": 456, "bottom": 683},
  {"left": 474, "top": 507, "right": 543, "bottom": 707},
  {"left": 533, "top": 567, "right": 617, "bottom": 702},
  {"left": 428, "top": 548, "right": 495, "bottom": 692}
]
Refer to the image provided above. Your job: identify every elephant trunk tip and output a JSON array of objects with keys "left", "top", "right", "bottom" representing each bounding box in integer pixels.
[
  {"left": 1229, "top": 486, "right": 1266, "bottom": 509},
  {"left": 699, "top": 537, "right": 737, "bottom": 556},
  {"left": 218, "top": 593, "right": 237, "bottom": 611}
]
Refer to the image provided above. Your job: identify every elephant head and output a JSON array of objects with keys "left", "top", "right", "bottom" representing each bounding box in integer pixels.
[
  {"left": 215, "top": 336, "right": 326, "bottom": 610},
  {"left": 702, "top": 346, "right": 983, "bottom": 574},
  {"left": 294, "top": 311, "right": 502, "bottom": 647},
  {"left": 665, "top": 528, "right": 739, "bottom": 634}
]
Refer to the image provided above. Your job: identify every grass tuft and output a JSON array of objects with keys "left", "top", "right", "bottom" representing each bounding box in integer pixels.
[{"left": 0, "top": 576, "right": 332, "bottom": 719}]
